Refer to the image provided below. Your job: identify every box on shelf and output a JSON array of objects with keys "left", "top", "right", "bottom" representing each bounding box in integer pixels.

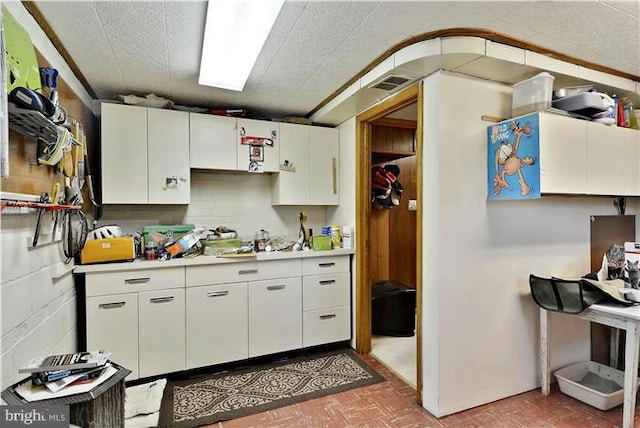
[
  {"left": 554, "top": 361, "right": 639, "bottom": 411},
  {"left": 511, "top": 72, "right": 555, "bottom": 118}
]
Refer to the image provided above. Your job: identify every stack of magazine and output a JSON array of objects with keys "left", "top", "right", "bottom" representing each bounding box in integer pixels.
[{"left": 19, "top": 350, "right": 112, "bottom": 394}]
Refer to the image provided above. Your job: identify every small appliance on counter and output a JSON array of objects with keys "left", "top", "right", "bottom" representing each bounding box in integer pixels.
[{"left": 80, "top": 237, "right": 136, "bottom": 264}]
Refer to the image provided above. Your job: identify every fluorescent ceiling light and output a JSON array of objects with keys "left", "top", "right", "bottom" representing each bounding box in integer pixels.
[{"left": 198, "top": 0, "right": 285, "bottom": 91}]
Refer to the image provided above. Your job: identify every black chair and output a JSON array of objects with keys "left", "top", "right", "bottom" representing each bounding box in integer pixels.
[{"left": 529, "top": 274, "right": 604, "bottom": 314}]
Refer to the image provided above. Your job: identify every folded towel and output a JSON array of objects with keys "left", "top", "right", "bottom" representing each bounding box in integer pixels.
[{"left": 124, "top": 378, "right": 167, "bottom": 419}]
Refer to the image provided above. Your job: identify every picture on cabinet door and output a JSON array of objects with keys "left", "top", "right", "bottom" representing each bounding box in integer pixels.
[
  {"left": 250, "top": 145, "right": 264, "bottom": 162},
  {"left": 163, "top": 176, "right": 186, "bottom": 190},
  {"left": 487, "top": 113, "right": 540, "bottom": 201},
  {"left": 241, "top": 135, "right": 275, "bottom": 147}
]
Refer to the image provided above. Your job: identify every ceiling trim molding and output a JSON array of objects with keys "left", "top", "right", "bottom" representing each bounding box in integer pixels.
[
  {"left": 21, "top": 1, "right": 97, "bottom": 99},
  {"left": 306, "top": 27, "right": 640, "bottom": 118}
]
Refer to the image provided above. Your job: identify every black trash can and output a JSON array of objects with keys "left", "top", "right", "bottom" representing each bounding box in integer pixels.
[{"left": 371, "top": 280, "right": 416, "bottom": 337}]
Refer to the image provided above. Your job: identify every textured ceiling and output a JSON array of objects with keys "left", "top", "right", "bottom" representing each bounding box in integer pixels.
[{"left": 32, "top": 0, "right": 640, "bottom": 119}]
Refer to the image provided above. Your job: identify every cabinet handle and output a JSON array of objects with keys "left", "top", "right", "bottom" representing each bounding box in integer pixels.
[
  {"left": 318, "top": 262, "right": 335, "bottom": 268},
  {"left": 332, "top": 157, "right": 337, "bottom": 195},
  {"left": 319, "top": 280, "right": 336, "bottom": 285},
  {"left": 238, "top": 269, "right": 258, "bottom": 275},
  {"left": 319, "top": 314, "right": 336, "bottom": 320},
  {"left": 149, "top": 296, "right": 175, "bottom": 303},
  {"left": 99, "top": 302, "right": 126, "bottom": 309},
  {"left": 267, "top": 284, "right": 286, "bottom": 291},
  {"left": 125, "top": 277, "right": 151, "bottom": 284},
  {"left": 207, "top": 291, "right": 229, "bottom": 298}
]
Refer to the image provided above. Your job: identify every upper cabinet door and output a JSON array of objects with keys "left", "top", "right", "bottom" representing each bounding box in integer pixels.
[
  {"left": 310, "top": 127, "right": 339, "bottom": 205},
  {"left": 237, "top": 118, "right": 280, "bottom": 172},
  {"left": 587, "top": 123, "right": 640, "bottom": 196},
  {"left": 101, "top": 103, "right": 148, "bottom": 204},
  {"left": 272, "top": 123, "right": 311, "bottom": 205},
  {"left": 189, "top": 113, "right": 238, "bottom": 170},
  {"left": 147, "top": 109, "right": 190, "bottom": 204},
  {"left": 538, "top": 112, "right": 587, "bottom": 195}
]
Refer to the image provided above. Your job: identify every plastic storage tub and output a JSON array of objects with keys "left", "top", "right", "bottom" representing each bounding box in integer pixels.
[
  {"left": 142, "top": 224, "right": 195, "bottom": 243},
  {"left": 554, "top": 361, "right": 639, "bottom": 410},
  {"left": 512, "top": 72, "right": 555, "bottom": 117}
]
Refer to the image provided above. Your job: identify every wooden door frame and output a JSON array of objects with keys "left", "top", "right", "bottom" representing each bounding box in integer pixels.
[{"left": 354, "top": 83, "right": 423, "bottom": 404}]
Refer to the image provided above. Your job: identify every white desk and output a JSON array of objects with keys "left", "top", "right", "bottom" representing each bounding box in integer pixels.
[{"left": 540, "top": 304, "right": 640, "bottom": 428}]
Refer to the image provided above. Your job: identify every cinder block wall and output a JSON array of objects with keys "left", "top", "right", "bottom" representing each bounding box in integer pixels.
[{"left": 1, "top": 214, "right": 77, "bottom": 393}]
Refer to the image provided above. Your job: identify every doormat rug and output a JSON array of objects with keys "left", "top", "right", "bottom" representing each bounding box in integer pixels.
[{"left": 158, "top": 348, "right": 385, "bottom": 427}]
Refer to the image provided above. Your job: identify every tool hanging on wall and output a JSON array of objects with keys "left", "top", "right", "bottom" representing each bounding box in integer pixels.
[
  {"left": 81, "top": 124, "right": 101, "bottom": 228},
  {"left": 62, "top": 209, "right": 88, "bottom": 263},
  {"left": 32, "top": 192, "right": 50, "bottom": 247}
]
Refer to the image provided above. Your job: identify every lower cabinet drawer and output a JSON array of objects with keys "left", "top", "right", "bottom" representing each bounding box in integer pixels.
[
  {"left": 86, "top": 267, "right": 184, "bottom": 297},
  {"left": 303, "top": 272, "right": 350, "bottom": 311},
  {"left": 303, "top": 306, "right": 351, "bottom": 347}
]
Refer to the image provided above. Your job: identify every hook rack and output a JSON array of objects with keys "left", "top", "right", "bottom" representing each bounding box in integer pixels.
[{"left": 0, "top": 199, "right": 82, "bottom": 212}]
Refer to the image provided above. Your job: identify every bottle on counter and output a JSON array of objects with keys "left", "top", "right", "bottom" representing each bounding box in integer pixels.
[
  {"left": 330, "top": 225, "right": 341, "bottom": 249},
  {"left": 341, "top": 226, "right": 353, "bottom": 249},
  {"left": 254, "top": 229, "right": 270, "bottom": 252}
]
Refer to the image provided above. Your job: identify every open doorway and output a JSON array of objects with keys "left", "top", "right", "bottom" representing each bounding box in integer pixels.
[{"left": 354, "top": 83, "right": 423, "bottom": 403}]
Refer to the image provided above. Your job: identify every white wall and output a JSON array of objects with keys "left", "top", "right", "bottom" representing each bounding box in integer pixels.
[
  {"left": 1, "top": 214, "right": 77, "bottom": 392},
  {"left": 98, "top": 170, "right": 328, "bottom": 241},
  {"left": 421, "top": 71, "right": 640, "bottom": 417},
  {"left": 331, "top": 117, "right": 357, "bottom": 347}
]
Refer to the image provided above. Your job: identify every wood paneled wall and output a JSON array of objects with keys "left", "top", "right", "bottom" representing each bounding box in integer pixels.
[{"left": 369, "top": 125, "right": 417, "bottom": 288}]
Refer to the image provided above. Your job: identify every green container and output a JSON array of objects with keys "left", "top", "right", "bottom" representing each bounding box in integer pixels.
[
  {"left": 143, "top": 224, "right": 195, "bottom": 243},
  {"left": 200, "top": 238, "right": 243, "bottom": 250},
  {"left": 312, "top": 236, "right": 332, "bottom": 251}
]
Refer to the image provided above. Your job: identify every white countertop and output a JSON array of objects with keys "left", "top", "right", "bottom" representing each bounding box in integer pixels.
[{"left": 74, "top": 248, "right": 355, "bottom": 274}]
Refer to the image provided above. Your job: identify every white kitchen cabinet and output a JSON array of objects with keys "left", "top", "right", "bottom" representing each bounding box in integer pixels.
[
  {"left": 189, "top": 113, "right": 238, "bottom": 170},
  {"left": 84, "top": 267, "right": 185, "bottom": 380},
  {"left": 186, "top": 282, "right": 248, "bottom": 369},
  {"left": 248, "top": 277, "right": 302, "bottom": 357},
  {"left": 272, "top": 123, "right": 311, "bottom": 204},
  {"left": 587, "top": 123, "right": 640, "bottom": 196},
  {"left": 81, "top": 252, "right": 352, "bottom": 379},
  {"left": 491, "top": 111, "right": 640, "bottom": 197},
  {"left": 301, "top": 256, "right": 351, "bottom": 347},
  {"left": 147, "top": 108, "right": 190, "bottom": 204},
  {"left": 538, "top": 112, "right": 588, "bottom": 195},
  {"left": 237, "top": 118, "right": 279, "bottom": 172},
  {"left": 101, "top": 103, "right": 148, "bottom": 203},
  {"left": 101, "top": 103, "right": 190, "bottom": 204},
  {"left": 86, "top": 293, "right": 139, "bottom": 379},
  {"left": 272, "top": 123, "right": 339, "bottom": 205},
  {"left": 310, "top": 126, "right": 340, "bottom": 205},
  {"left": 138, "top": 288, "right": 185, "bottom": 378}
]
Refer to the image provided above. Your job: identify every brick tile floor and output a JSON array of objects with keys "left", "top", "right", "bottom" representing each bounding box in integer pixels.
[{"left": 207, "top": 354, "right": 640, "bottom": 428}]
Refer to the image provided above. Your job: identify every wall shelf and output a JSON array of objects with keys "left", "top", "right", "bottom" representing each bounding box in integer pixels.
[
  {"left": 372, "top": 149, "right": 416, "bottom": 164},
  {"left": 8, "top": 102, "right": 79, "bottom": 147}
]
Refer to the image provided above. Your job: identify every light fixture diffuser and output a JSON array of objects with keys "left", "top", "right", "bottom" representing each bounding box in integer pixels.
[{"left": 198, "top": 0, "right": 284, "bottom": 91}]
